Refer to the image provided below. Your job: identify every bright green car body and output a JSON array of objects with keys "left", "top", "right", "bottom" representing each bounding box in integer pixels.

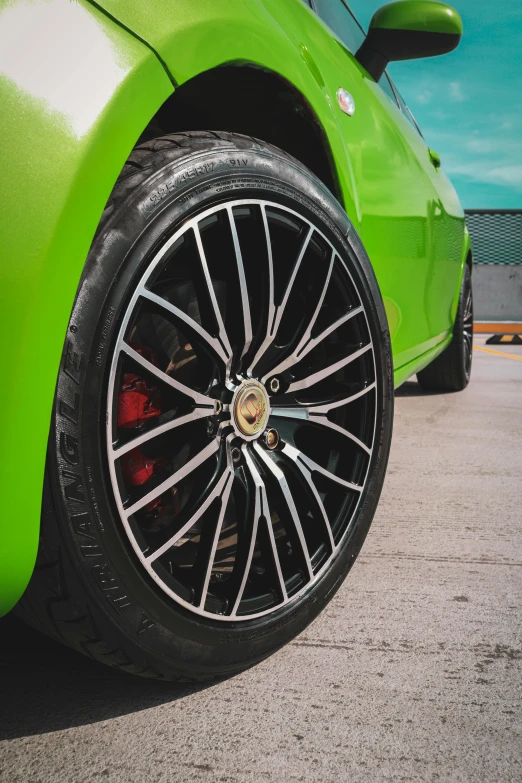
[{"left": 0, "top": 0, "right": 471, "bottom": 615}]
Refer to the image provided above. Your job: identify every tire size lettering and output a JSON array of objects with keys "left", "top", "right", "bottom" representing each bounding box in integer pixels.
[
  {"left": 149, "top": 162, "right": 215, "bottom": 205},
  {"left": 96, "top": 307, "right": 115, "bottom": 366}
]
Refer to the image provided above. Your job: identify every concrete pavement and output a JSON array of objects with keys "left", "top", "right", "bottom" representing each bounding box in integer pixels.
[{"left": 0, "top": 337, "right": 521, "bottom": 783}]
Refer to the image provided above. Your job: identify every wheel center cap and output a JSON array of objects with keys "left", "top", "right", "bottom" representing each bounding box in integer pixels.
[{"left": 232, "top": 380, "right": 270, "bottom": 439}]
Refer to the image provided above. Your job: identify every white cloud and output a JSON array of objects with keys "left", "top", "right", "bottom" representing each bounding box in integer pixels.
[
  {"left": 441, "top": 157, "right": 522, "bottom": 191},
  {"left": 466, "top": 138, "right": 498, "bottom": 154},
  {"left": 416, "top": 89, "right": 432, "bottom": 105},
  {"left": 486, "top": 165, "right": 522, "bottom": 186},
  {"left": 449, "top": 81, "right": 465, "bottom": 102}
]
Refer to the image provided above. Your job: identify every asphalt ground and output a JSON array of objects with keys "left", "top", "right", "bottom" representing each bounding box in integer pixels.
[{"left": 0, "top": 336, "right": 521, "bottom": 783}]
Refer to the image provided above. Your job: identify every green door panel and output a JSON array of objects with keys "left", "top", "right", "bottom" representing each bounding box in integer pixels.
[
  {"left": 264, "top": 0, "right": 446, "bottom": 369},
  {"left": 426, "top": 166, "right": 467, "bottom": 338},
  {"left": 0, "top": 0, "right": 173, "bottom": 615}
]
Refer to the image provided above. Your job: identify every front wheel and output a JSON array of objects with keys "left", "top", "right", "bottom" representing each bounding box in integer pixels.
[{"left": 17, "top": 132, "right": 393, "bottom": 680}]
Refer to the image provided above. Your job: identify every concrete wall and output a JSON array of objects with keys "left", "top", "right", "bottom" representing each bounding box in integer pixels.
[{"left": 473, "top": 265, "right": 522, "bottom": 322}]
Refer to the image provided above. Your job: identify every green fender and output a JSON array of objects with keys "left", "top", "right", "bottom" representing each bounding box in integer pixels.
[{"left": 0, "top": 0, "right": 173, "bottom": 614}]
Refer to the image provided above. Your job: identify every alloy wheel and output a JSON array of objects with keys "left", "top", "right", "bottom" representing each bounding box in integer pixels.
[
  {"left": 106, "top": 199, "right": 378, "bottom": 621},
  {"left": 462, "top": 274, "right": 473, "bottom": 379}
]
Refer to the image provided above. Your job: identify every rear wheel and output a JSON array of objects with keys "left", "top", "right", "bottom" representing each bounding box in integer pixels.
[
  {"left": 417, "top": 264, "right": 473, "bottom": 392},
  {"left": 17, "top": 132, "right": 393, "bottom": 680}
]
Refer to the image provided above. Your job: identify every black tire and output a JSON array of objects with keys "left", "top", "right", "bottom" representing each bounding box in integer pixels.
[
  {"left": 417, "top": 265, "right": 473, "bottom": 392},
  {"left": 16, "top": 132, "right": 393, "bottom": 681}
]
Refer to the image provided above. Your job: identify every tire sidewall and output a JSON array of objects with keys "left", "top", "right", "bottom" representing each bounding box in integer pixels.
[{"left": 51, "top": 138, "right": 393, "bottom": 676}]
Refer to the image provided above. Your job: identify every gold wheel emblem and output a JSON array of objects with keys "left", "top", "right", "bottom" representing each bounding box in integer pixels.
[{"left": 233, "top": 380, "right": 269, "bottom": 437}]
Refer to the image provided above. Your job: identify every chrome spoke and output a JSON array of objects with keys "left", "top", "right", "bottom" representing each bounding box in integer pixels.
[
  {"left": 227, "top": 206, "right": 253, "bottom": 359},
  {"left": 270, "top": 406, "right": 370, "bottom": 454},
  {"left": 264, "top": 304, "right": 364, "bottom": 381},
  {"left": 308, "top": 416, "right": 371, "bottom": 455},
  {"left": 126, "top": 438, "right": 220, "bottom": 518},
  {"left": 270, "top": 381, "right": 376, "bottom": 418},
  {"left": 237, "top": 445, "right": 287, "bottom": 609},
  {"left": 230, "top": 448, "right": 262, "bottom": 614},
  {"left": 311, "top": 382, "right": 376, "bottom": 413},
  {"left": 253, "top": 443, "right": 314, "bottom": 580},
  {"left": 246, "top": 205, "right": 276, "bottom": 376},
  {"left": 281, "top": 443, "right": 335, "bottom": 551},
  {"left": 286, "top": 342, "right": 373, "bottom": 394},
  {"left": 198, "top": 472, "right": 234, "bottom": 609},
  {"left": 120, "top": 341, "right": 215, "bottom": 408},
  {"left": 138, "top": 287, "right": 231, "bottom": 364},
  {"left": 112, "top": 407, "right": 215, "bottom": 460},
  {"left": 259, "top": 239, "right": 357, "bottom": 381},
  {"left": 248, "top": 223, "right": 314, "bottom": 373},
  {"left": 290, "top": 447, "right": 363, "bottom": 493},
  {"left": 463, "top": 291, "right": 473, "bottom": 322},
  {"left": 261, "top": 243, "right": 331, "bottom": 380},
  {"left": 193, "top": 222, "right": 233, "bottom": 364},
  {"left": 146, "top": 464, "right": 232, "bottom": 563}
]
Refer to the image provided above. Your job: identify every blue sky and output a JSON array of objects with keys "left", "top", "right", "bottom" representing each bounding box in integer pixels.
[{"left": 348, "top": 0, "right": 522, "bottom": 208}]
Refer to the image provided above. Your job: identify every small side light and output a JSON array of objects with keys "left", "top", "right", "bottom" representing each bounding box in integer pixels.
[{"left": 337, "top": 88, "right": 355, "bottom": 116}]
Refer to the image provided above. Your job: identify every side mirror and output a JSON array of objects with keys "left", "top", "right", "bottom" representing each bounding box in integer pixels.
[{"left": 356, "top": 0, "right": 463, "bottom": 82}]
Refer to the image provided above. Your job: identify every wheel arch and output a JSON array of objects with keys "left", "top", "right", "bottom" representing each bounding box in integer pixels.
[{"left": 138, "top": 64, "right": 343, "bottom": 204}]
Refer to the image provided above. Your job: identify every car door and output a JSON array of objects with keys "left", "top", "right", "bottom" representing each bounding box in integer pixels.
[
  {"left": 390, "top": 82, "right": 466, "bottom": 342},
  {"left": 265, "top": 0, "right": 446, "bottom": 370}
]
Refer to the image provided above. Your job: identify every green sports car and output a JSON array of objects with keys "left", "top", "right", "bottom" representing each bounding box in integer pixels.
[{"left": 0, "top": 0, "right": 473, "bottom": 679}]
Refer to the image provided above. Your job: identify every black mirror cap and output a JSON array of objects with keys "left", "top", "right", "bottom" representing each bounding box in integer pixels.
[{"left": 356, "top": 27, "right": 461, "bottom": 82}]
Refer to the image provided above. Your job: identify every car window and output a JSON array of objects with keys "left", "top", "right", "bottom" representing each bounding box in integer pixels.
[
  {"left": 390, "top": 80, "right": 425, "bottom": 138},
  {"left": 312, "top": 0, "right": 365, "bottom": 54},
  {"left": 381, "top": 73, "right": 400, "bottom": 108}
]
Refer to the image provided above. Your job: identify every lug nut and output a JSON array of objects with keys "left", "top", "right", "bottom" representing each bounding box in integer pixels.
[
  {"left": 231, "top": 446, "right": 242, "bottom": 464},
  {"left": 269, "top": 377, "right": 280, "bottom": 394},
  {"left": 263, "top": 428, "right": 279, "bottom": 450}
]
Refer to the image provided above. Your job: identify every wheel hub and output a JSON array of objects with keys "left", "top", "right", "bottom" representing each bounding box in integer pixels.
[{"left": 231, "top": 379, "right": 270, "bottom": 440}]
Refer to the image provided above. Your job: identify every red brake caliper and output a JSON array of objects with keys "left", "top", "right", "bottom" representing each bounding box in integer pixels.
[
  {"left": 118, "top": 343, "right": 162, "bottom": 430},
  {"left": 117, "top": 343, "right": 176, "bottom": 519}
]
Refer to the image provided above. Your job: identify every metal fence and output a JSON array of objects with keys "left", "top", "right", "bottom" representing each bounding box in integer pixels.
[{"left": 465, "top": 209, "right": 522, "bottom": 265}]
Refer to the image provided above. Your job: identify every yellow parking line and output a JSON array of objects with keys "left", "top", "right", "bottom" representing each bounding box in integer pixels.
[{"left": 474, "top": 345, "right": 522, "bottom": 361}]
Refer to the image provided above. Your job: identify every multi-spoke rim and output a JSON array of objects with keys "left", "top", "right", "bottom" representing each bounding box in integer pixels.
[
  {"left": 106, "top": 199, "right": 378, "bottom": 621},
  {"left": 463, "top": 276, "right": 473, "bottom": 378}
]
